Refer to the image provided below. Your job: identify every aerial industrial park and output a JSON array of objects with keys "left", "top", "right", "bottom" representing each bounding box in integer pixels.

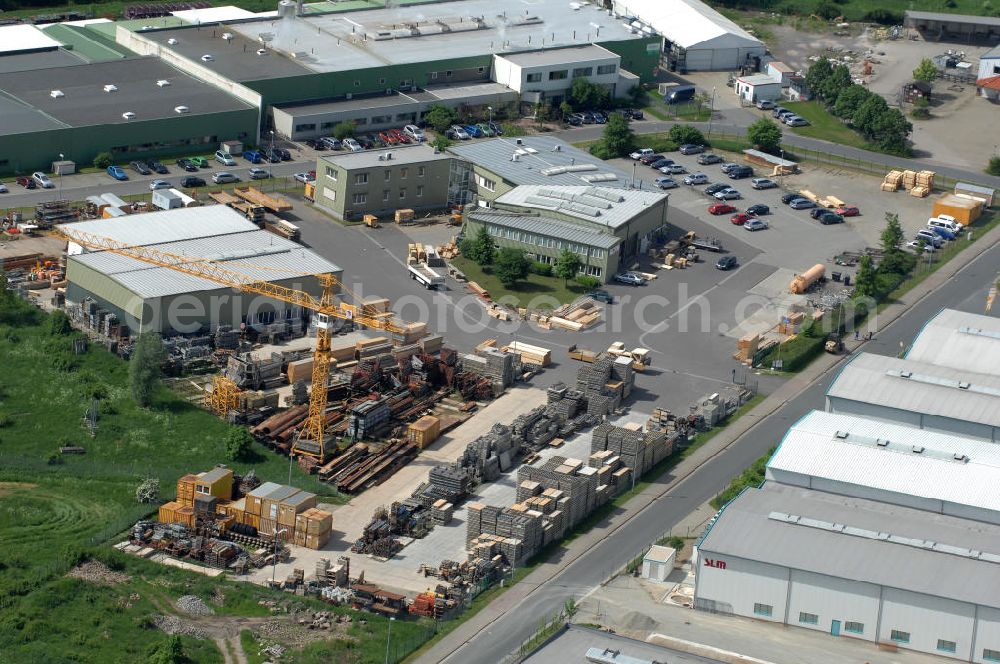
[{"left": 1, "top": 0, "right": 1000, "bottom": 662}]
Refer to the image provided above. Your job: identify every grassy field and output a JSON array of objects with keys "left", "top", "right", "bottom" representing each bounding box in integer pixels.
[
  {"left": 642, "top": 100, "right": 712, "bottom": 123},
  {"left": 0, "top": 292, "right": 440, "bottom": 662},
  {"left": 781, "top": 101, "right": 873, "bottom": 151},
  {"left": 452, "top": 256, "right": 591, "bottom": 309}
]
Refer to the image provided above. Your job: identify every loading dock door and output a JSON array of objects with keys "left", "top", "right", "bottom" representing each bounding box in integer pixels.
[{"left": 831, "top": 620, "right": 841, "bottom": 636}]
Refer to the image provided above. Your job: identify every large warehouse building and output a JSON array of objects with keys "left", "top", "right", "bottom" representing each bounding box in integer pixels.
[
  {"left": 825, "top": 352, "right": 1000, "bottom": 441},
  {"left": 0, "top": 54, "right": 257, "bottom": 174},
  {"left": 695, "top": 410, "right": 1000, "bottom": 663},
  {"left": 61, "top": 206, "right": 341, "bottom": 336},
  {"left": 693, "top": 308, "right": 1000, "bottom": 663},
  {"left": 123, "top": 0, "right": 659, "bottom": 137},
  {"left": 905, "top": 307, "right": 1000, "bottom": 373},
  {"left": 611, "top": 0, "right": 765, "bottom": 71}
]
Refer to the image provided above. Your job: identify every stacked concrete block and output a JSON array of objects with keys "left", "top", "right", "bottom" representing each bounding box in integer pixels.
[{"left": 462, "top": 347, "right": 515, "bottom": 392}]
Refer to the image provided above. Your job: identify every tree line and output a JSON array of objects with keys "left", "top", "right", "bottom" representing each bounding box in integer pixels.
[{"left": 805, "top": 57, "right": 912, "bottom": 155}]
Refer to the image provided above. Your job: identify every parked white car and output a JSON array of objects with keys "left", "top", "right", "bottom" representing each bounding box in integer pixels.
[
  {"left": 343, "top": 138, "right": 363, "bottom": 152},
  {"left": 403, "top": 124, "right": 425, "bottom": 141},
  {"left": 32, "top": 172, "right": 54, "bottom": 189},
  {"left": 214, "top": 150, "right": 236, "bottom": 166},
  {"left": 629, "top": 148, "right": 653, "bottom": 160}
]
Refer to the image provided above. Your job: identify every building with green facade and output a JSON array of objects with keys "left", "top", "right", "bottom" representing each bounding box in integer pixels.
[
  {"left": 62, "top": 206, "right": 341, "bottom": 336},
  {"left": 447, "top": 135, "right": 669, "bottom": 282},
  {"left": 0, "top": 55, "right": 257, "bottom": 174},
  {"left": 122, "top": 0, "right": 659, "bottom": 137},
  {"left": 314, "top": 144, "right": 453, "bottom": 221}
]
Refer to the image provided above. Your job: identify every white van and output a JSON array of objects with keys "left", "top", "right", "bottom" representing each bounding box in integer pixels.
[{"left": 927, "top": 216, "right": 962, "bottom": 234}]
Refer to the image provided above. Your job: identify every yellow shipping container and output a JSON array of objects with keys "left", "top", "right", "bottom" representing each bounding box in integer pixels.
[
  {"left": 407, "top": 415, "right": 441, "bottom": 449},
  {"left": 932, "top": 193, "right": 982, "bottom": 225}
]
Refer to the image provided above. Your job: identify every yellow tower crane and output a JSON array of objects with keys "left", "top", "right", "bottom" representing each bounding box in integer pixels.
[{"left": 57, "top": 227, "right": 407, "bottom": 462}]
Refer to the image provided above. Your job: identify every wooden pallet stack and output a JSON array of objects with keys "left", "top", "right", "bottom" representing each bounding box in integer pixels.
[
  {"left": 882, "top": 170, "right": 904, "bottom": 192},
  {"left": 438, "top": 237, "right": 461, "bottom": 260},
  {"left": 549, "top": 300, "right": 602, "bottom": 332},
  {"left": 430, "top": 499, "right": 454, "bottom": 525},
  {"left": 911, "top": 170, "right": 934, "bottom": 197}
]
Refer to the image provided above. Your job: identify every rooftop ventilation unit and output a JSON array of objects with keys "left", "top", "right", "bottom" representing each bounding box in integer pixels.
[
  {"left": 174, "top": 105, "right": 190, "bottom": 114},
  {"left": 156, "top": 79, "right": 171, "bottom": 87},
  {"left": 103, "top": 84, "right": 118, "bottom": 93},
  {"left": 959, "top": 381, "right": 971, "bottom": 389},
  {"left": 122, "top": 111, "right": 136, "bottom": 120},
  {"left": 50, "top": 90, "right": 64, "bottom": 98},
  {"left": 834, "top": 430, "right": 848, "bottom": 439},
  {"left": 876, "top": 438, "right": 889, "bottom": 447},
  {"left": 911, "top": 445, "right": 925, "bottom": 454}
]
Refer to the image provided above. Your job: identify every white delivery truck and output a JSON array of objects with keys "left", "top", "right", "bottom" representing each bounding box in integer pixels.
[{"left": 407, "top": 261, "right": 445, "bottom": 289}]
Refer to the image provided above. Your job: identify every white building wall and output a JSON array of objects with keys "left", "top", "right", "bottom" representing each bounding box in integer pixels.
[
  {"left": 694, "top": 553, "right": 788, "bottom": 622},
  {"left": 786, "top": 570, "right": 880, "bottom": 640},
  {"left": 683, "top": 49, "right": 713, "bottom": 71},
  {"left": 979, "top": 56, "right": 1000, "bottom": 81},
  {"left": 973, "top": 606, "right": 1000, "bottom": 664},
  {"left": 492, "top": 56, "right": 522, "bottom": 92},
  {"left": 826, "top": 397, "right": 923, "bottom": 428},
  {"left": 879, "top": 587, "right": 976, "bottom": 661},
  {"left": 502, "top": 57, "right": 622, "bottom": 100}
]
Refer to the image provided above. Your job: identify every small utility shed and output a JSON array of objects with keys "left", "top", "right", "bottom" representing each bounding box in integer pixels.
[
  {"left": 734, "top": 74, "right": 781, "bottom": 103},
  {"left": 825, "top": 352, "right": 1000, "bottom": 441},
  {"left": 642, "top": 545, "right": 676, "bottom": 581},
  {"left": 954, "top": 182, "right": 995, "bottom": 207}
]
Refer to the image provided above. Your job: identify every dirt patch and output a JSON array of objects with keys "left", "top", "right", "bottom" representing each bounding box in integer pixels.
[
  {"left": 0, "top": 481, "right": 38, "bottom": 497},
  {"left": 66, "top": 560, "right": 131, "bottom": 586},
  {"left": 619, "top": 610, "right": 659, "bottom": 635}
]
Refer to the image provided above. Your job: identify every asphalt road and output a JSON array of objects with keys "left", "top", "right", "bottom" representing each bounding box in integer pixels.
[{"left": 437, "top": 233, "right": 1000, "bottom": 663}]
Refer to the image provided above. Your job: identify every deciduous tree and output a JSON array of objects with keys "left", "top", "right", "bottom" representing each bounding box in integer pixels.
[
  {"left": 129, "top": 332, "right": 165, "bottom": 408},
  {"left": 912, "top": 58, "right": 939, "bottom": 84},
  {"left": 599, "top": 113, "right": 635, "bottom": 158},
  {"left": 852, "top": 255, "right": 878, "bottom": 300},
  {"left": 554, "top": 250, "right": 582, "bottom": 285},
  {"left": 494, "top": 248, "right": 531, "bottom": 287},
  {"left": 332, "top": 121, "right": 355, "bottom": 140},
  {"left": 746, "top": 118, "right": 782, "bottom": 153},
  {"left": 424, "top": 104, "right": 457, "bottom": 133}
]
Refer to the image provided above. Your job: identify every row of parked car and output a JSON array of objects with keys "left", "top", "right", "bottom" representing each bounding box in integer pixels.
[
  {"left": 444, "top": 121, "right": 505, "bottom": 140},
  {"left": 909, "top": 215, "right": 965, "bottom": 252},
  {"left": 565, "top": 108, "right": 644, "bottom": 126},
  {"left": 306, "top": 125, "right": 428, "bottom": 152},
  {"left": 770, "top": 105, "right": 810, "bottom": 127}
]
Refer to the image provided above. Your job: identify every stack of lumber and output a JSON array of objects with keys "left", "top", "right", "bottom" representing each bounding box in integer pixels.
[
  {"left": 399, "top": 321, "right": 428, "bottom": 345},
  {"left": 294, "top": 507, "right": 333, "bottom": 549},
  {"left": 910, "top": 170, "right": 934, "bottom": 198},
  {"left": 356, "top": 336, "right": 392, "bottom": 359},
  {"left": 901, "top": 170, "right": 917, "bottom": 191},
  {"left": 361, "top": 297, "right": 390, "bottom": 314},
  {"left": 882, "top": 170, "right": 903, "bottom": 192},
  {"left": 778, "top": 311, "right": 806, "bottom": 335},
  {"left": 286, "top": 357, "right": 320, "bottom": 384},
  {"left": 438, "top": 236, "right": 461, "bottom": 260},
  {"left": 501, "top": 341, "right": 552, "bottom": 367},
  {"left": 549, "top": 299, "right": 602, "bottom": 332},
  {"left": 395, "top": 208, "right": 414, "bottom": 223},
  {"left": 798, "top": 189, "right": 818, "bottom": 202},
  {"left": 734, "top": 333, "right": 760, "bottom": 363},
  {"left": 430, "top": 499, "right": 454, "bottom": 525},
  {"left": 486, "top": 304, "right": 511, "bottom": 321},
  {"left": 468, "top": 282, "right": 490, "bottom": 300}
]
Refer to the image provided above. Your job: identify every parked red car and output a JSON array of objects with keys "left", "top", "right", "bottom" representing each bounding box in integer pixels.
[
  {"left": 835, "top": 205, "right": 860, "bottom": 217},
  {"left": 15, "top": 176, "right": 36, "bottom": 189},
  {"left": 708, "top": 203, "right": 737, "bottom": 215},
  {"left": 388, "top": 128, "right": 411, "bottom": 144},
  {"left": 730, "top": 213, "right": 751, "bottom": 225},
  {"left": 379, "top": 132, "right": 400, "bottom": 145}
]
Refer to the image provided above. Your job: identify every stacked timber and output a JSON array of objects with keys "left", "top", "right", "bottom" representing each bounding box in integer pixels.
[
  {"left": 734, "top": 333, "right": 760, "bottom": 363},
  {"left": 430, "top": 499, "right": 454, "bottom": 525},
  {"left": 549, "top": 300, "right": 602, "bottom": 332},
  {"left": 501, "top": 341, "right": 551, "bottom": 367},
  {"left": 882, "top": 170, "right": 904, "bottom": 192}
]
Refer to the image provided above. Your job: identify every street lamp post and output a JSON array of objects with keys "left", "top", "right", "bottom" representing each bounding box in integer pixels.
[
  {"left": 270, "top": 528, "right": 287, "bottom": 585},
  {"left": 707, "top": 86, "right": 716, "bottom": 136},
  {"left": 384, "top": 616, "right": 395, "bottom": 664},
  {"left": 269, "top": 130, "right": 275, "bottom": 160},
  {"left": 57, "top": 153, "right": 64, "bottom": 201},
  {"left": 487, "top": 106, "right": 493, "bottom": 125}
]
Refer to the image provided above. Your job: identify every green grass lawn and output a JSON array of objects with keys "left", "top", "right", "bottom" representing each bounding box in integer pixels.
[
  {"left": 452, "top": 256, "right": 591, "bottom": 309},
  {"left": 781, "top": 101, "right": 873, "bottom": 150},
  {"left": 0, "top": 293, "right": 433, "bottom": 662},
  {"left": 642, "top": 99, "right": 711, "bottom": 123}
]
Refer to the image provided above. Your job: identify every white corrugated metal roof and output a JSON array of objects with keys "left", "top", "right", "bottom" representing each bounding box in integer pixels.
[
  {"left": 767, "top": 410, "right": 1000, "bottom": 519},
  {"left": 612, "top": 0, "right": 762, "bottom": 50},
  {"left": 172, "top": 5, "right": 258, "bottom": 23},
  {"left": 826, "top": 352, "right": 1000, "bottom": 429},
  {"left": 0, "top": 24, "right": 62, "bottom": 55},
  {"left": 905, "top": 308, "right": 1000, "bottom": 373},
  {"left": 59, "top": 206, "right": 257, "bottom": 247},
  {"left": 70, "top": 231, "right": 340, "bottom": 298},
  {"left": 467, "top": 210, "right": 621, "bottom": 249},
  {"left": 699, "top": 482, "right": 1000, "bottom": 610},
  {"left": 494, "top": 185, "right": 665, "bottom": 229}
]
